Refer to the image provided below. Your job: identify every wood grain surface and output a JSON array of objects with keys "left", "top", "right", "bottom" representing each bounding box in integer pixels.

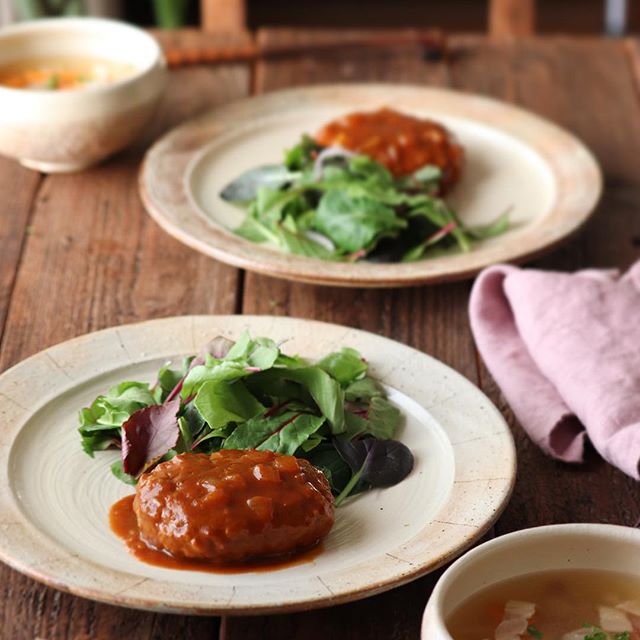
[
  {"left": 0, "top": 29, "right": 638, "bottom": 640},
  {"left": 0, "top": 63, "right": 249, "bottom": 640},
  {"left": 488, "top": 0, "right": 536, "bottom": 39}
]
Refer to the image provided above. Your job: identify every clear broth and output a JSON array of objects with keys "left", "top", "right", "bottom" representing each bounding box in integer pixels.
[
  {"left": 446, "top": 569, "right": 640, "bottom": 640},
  {"left": 0, "top": 56, "right": 137, "bottom": 90}
]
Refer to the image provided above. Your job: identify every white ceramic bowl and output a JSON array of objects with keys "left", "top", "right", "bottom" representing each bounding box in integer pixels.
[
  {"left": 422, "top": 523, "right": 640, "bottom": 639},
  {"left": 0, "top": 17, "right": 166, "bottom": 172}
]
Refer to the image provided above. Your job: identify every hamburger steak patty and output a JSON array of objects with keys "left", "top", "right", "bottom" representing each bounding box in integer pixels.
[
  {"left": 315, "top": 107, "right": 464, "bottom": 193},
  {"left": 133, "top": 450, "right": 335, "bottom": 564}
]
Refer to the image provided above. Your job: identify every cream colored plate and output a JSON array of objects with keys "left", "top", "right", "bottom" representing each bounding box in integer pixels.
[
  {"left": 140, "top": 84, "right": 601, "bottom": 288},
  {"left": 0, "top": 316, "right": 515, "bottom": 614}
]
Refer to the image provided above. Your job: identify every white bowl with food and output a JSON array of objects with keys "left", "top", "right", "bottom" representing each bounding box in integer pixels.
[
  {"left": 422, "top": 523, "right": 640, "bottom": 639},
  {"left": 0, "top": 17, "right": 166, "bottom": 172}
]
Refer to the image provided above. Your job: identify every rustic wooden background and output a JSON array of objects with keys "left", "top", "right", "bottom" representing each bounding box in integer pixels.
[{"left": 0, "top": 29, "right": 639, "bottom": 640}]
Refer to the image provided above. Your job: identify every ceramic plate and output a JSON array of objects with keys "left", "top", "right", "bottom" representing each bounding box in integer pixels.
[
  {"left": 0, "top": 316, "right": 515, "bottom": 614},
  {"left": 140, "top": 84, "right": 601, "bottom": 288}
]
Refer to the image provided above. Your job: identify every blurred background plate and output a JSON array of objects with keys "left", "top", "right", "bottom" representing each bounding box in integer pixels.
[{"left": 140, "top": 83, "right": 601, "bottom": 287}]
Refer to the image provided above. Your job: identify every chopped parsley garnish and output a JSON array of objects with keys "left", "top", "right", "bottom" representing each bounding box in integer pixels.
[
  {"left": 524, "top": 623, "right": 632, "bottom": 640},
  {"left": 581, "top": 625, "right": 630, "bottom": 640},
  {"left": 45, "top": 73, "right": 59, "bottom": 90}
]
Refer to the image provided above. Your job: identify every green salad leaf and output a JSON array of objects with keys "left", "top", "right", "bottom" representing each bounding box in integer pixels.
[
  {"left": 314, "top": 190, "right": 406, "bottom": 253},
  {"left": 78, "top": 333, "right": 413, "bottom": 501},
  {"left": 194, "top": 379, "right": 265, "bottom": 429},
  {"left": 318, "top": 347, "right": 368, "bottom": 385},
  {"left": 219, "top": 164, "right": 300, "bottom": 202},
  {"left": 224, "top": 411, "right": 326, "bottom": 455},
  {"left": 220, "top": 135, "right": 509, "bottom": 262},
  {"left": 78, "top": 381, "right": 157, "bottom": 456}
]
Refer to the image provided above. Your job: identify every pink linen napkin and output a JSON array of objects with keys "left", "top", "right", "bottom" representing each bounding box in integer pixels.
[{"left": 469, "top": 260, "right": 640, "bottom": 479}]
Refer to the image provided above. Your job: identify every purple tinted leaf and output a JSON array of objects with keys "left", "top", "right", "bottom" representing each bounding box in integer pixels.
[
  {"left": 364, "top": 439, "right": 414, "bottom": 486},
  {"left": 121, "top": 397, "right": 181, "bottom": 476},
  {"left": 165, "top": 359, "right": 201, "bottom": 403},
  {"left": 164, "top": 337, "right": 234, "bottom": 403},
  {"left": 334, "top": 437, "right": 414, "bottom": 487}
]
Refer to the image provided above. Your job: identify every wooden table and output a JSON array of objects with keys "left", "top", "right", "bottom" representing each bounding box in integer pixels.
[{"left": 1, "top": 29, "right": 639, "bottom": 640}]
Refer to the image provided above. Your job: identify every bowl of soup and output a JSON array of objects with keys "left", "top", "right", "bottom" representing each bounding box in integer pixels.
[
  {"left": 0, "top": 17, "right": 166, "bottom": 172},
  {"left": 422, "top": 524, "right": 640, "bottom": 639}
]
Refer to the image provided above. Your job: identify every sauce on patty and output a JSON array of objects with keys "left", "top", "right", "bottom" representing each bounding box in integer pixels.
[
  {"left": 109, "top": 494, "right": 324, "bottom": 573},
  {"left": 110, "top": 449, "right": 334, "bottom": 570},
  {"left": 315, "top": 107, "right": 464, "bottom": 192}
]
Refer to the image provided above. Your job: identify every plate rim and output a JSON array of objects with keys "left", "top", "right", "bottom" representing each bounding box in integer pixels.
[
  {"left": 139, "top": 83, "right": 602, "bottom": 288},
  {"left": 0, "top": 315, "right": 516, "bottom": 614}
]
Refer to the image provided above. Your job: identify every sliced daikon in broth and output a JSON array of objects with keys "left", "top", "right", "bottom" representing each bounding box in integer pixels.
[{"left": 446, "top": 569, "right": 640, "bottom": 640}]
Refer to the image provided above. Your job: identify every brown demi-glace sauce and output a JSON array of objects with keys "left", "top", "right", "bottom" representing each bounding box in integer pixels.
[
  {"left": 315, "top": 107, "right": 464, "bottom": 192},
  {"left": 109, "top": 495, "right": 323, "bottom": 573},
  {"left": 109, "top": 449, "right": 334, "bottom": 573}
]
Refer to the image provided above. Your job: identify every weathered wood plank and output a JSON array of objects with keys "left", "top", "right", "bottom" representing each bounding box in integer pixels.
[
  {"left": 224, "top": 33, "right": 640, "bottom": 640},
  {"left": 1, "top": 31, "right": 638, "bottom": 640},
  {"left": 243, "top": 28, "right": 476, "bottom": 378},
  {"left": 0, "top": 64, "right": 249, "bottom": 640},
  {"left": 221, "top": 571, "right": 442, "bottom": 640},
  {"left": 489, "top": 0, "right": 536, "bottom": 39},
  {"left": 252, "top": 28, "right": 449, "bottom": 93},
  {"left": 625, "top": 38, "right": 640, "bottom": 98},
  {"left": 0, "top": 65, "right": 247, "bottom": 370},
  {"left": 0, "top": 161, "right": 41, "bottom": 344},
  {"left": 200, "top": 0, "right": 247, "bottom": 33},
  {"left": 225, "top": 28, "right": 476, "bottom": 640},
  {"left": 448, "top": 36, "right": 640, "bottom": 533},
  {"left": 150, "top": 27, "right": 255, "bottom": 67}
]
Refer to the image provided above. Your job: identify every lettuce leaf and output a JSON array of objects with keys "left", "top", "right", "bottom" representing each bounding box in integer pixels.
[
  {"left": 78, "top": 333, "right": 411, "bottom": 498},
  {"left": 220, "top": 135, "right": 510, "bottom": 263}
]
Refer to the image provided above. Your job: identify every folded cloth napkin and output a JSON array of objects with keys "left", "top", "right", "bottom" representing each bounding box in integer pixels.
[{"left": 469, "top": 260, "right": 640, "bottom": 479}]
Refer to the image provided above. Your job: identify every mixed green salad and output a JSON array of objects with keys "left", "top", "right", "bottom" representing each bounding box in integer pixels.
[
  {"left": 220, "top": 135, "right": 509, "bottom": 263},
  {"left": 79, "top": 332, "right": 413, "bottom": 505}
]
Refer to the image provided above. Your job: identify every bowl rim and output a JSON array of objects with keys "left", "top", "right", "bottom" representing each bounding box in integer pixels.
[
  {"left": 0, "top": 16, "right": 165, "bottom": 97},
  {"left": 422, "top": 522, "right": 640, "bottom": 639}
]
